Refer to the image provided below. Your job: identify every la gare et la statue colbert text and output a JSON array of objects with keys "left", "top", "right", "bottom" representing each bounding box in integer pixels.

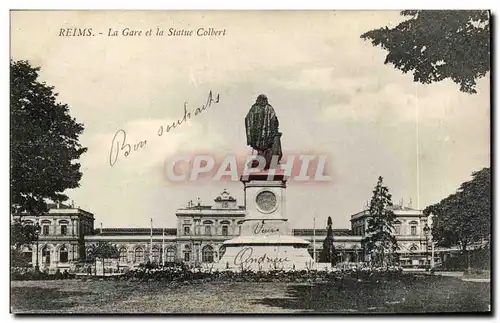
[{"left": 58, "top": 27, "right": 227, "bottom": 37}]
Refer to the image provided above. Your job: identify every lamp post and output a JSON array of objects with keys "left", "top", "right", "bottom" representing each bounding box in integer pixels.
[
  {"left": 423, "top": 223, "right": 430, "bottom": 272},
  {"left": 34, "top": 221, "right": 41, "bottom": 272}
]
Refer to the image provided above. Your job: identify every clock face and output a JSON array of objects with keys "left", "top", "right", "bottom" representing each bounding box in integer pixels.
[{"left": 255, "top": 191, "right": 278, "bottom": 213}]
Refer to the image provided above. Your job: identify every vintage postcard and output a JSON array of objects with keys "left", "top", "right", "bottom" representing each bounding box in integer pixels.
[{"left": 10, "top": 10, "right": 491, "bottom": 314}]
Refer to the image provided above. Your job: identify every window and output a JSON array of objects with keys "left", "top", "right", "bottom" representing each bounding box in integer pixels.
[
  {"left": 394, "top": 221, "right": 401, "bottom": 235},
  {"left": 151, "top": 247, "right": 160, "bottom": 263},
  {"left": 183, "top": 245, "right": 191, "bottom": 262},
  {"left": 59, "top": 246, "right": 68, "bottom": 263},
  {"left": 119, "top": 247, "right": 128, "bottom": 263},
  {"left": 205, "top": 225, "right": 211, "bottom": 236},
  {"left": 42, "top": 225, "right": 50, "bottom": 235},
  {"left": 166, "top": 247, "right": 176, "bottom": 263},
  {"left": 411, "top": 226, "right": 417, "bottom": 236},
  {"left": 184, "top": 226, "right": 191, "bottom": 235},
  {"left": 134, "top": 247, "right": 144, "bottom": 263},
  {"left": 202, "top": 245, "right": 214, "bottom": 263},
  {"left": 61, "top": 225, "right": 68, "bottom": 235},
  {"left": 42, "top": 246, "right": 50, "bottom": 265},
  {"left": 222, "top": 225, "right": 229, "bottom": 236}
]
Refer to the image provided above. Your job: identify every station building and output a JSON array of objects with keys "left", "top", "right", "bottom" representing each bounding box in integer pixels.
[{"left": 14, "top": 190, "right": 440, "bottom": 273}]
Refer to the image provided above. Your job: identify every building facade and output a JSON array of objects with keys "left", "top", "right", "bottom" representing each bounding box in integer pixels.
[
  {"left": 13, "top": 203, "right": 94, "bottom": 273},
  {"left": 351, "top": 205, "right": 437, "bottom": 266},
  {"left": 13, "top": 191, "right": 441, "bottom": 273}
]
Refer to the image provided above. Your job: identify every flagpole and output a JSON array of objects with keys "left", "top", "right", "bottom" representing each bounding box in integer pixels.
[
  {"left": 313, "top": 217, "right": 316, "bottom": 265},
  {"left": 150, "top": 218, "right": 153, "bottom": 263},
  {"left": 162, "top": 227, "right": 165, "bottom": 267}
]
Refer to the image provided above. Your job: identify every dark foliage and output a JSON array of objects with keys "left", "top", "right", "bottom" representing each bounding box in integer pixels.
[
  {"left": 361, "top": 10, "right": 490, "bottom": 93},
  {"left": 10, "top": 60, "right": 87, "bottom": 217},
  {"left": 424, "top": 168, "right": 490, "bottom": 250},
  {"left": 362, "top": 176, "right": 398, "bottom": 266}
]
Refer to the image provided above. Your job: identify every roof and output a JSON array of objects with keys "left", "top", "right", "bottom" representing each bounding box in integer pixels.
[
  {"left": 96, "top": 228, "right": 177, "bottom": 236},
  {"left": 292, "top": 228, "right": 353, "bottom": 236},
  {"left": 351, "top": 205, "right": 423, "bottom": 221}
]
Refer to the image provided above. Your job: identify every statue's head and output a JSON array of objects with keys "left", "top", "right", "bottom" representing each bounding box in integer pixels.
[{"left": 256, "top": 94, "right": 268, "bottom": 106}]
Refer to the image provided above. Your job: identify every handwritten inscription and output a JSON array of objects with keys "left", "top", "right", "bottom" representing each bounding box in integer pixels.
[
  {"left": 253, "top": 221, "right": 280, "bottom": 235},
  {"left": 108, "top": 91, "right": 220, "bottom": 167},
  {"left": 157, "top": 90, "right": 220, "bottom": 137},
  {"left": 109, "top": 129, "right": 147, "bottom": 166},
  {"left": 233, "top": 247, "right": 289, "bottom": 266}
]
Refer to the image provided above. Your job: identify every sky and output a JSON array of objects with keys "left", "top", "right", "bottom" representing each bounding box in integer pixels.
[{"left": 10, "top": 11, "right": 490, "bottom": 230}]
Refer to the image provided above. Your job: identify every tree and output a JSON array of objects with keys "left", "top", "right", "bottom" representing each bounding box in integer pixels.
[
  {"left": 10, "top": 60, "right": 87, "bottom": 217},
  {"left": 319, "top": 216, "right": 336, "bottom": 266},
  {"left": 10, "top": 219, "right": 38, "bottom": 268},
  {"left": 361, "top": 10, "right": 490, "bottom": 94},
  {"left": 362, "top": 176, "right": 398, "bottom": 266},
  {"left": 10, "top": 60, "right": 87, "bottom": 254},
  {"left": 424, "top": 168, "right": 490, "bottom": 251},
  {"left": 88, "top": 242, "right": 119, "bottom": 277}
]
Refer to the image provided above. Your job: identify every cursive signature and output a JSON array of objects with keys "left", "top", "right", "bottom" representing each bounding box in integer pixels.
[
  {"left": 108, "top": 91, "right": 220, "bottom": 167},
  {"left": 233, "top": 246, "right": 289, "bottom": 266},
  {"left": 253, "top": 221, "right": 280, "bottom": 235}
]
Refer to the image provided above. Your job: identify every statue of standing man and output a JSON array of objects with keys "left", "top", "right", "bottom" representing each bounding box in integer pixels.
[{"left": 245, "top": 94, "right": 283, "bottom": 170}]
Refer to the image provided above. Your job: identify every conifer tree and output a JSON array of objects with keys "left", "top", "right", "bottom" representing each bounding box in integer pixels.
[{"left": 362, "top": 176, "right": 398, "bottom": 266}]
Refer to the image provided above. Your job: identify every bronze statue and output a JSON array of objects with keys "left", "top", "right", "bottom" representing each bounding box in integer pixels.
[{"left": 245, "top": 94, "right": 283, "bottom": 170}]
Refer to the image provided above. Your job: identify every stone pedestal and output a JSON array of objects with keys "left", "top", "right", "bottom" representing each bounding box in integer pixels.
[{"left": 217, "top": 171, "right": 314, "bottom": 271}]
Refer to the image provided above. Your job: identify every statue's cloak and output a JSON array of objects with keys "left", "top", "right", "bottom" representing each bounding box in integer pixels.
[{"left": 245, "top": 103, "right": 279, "bottom": 151}]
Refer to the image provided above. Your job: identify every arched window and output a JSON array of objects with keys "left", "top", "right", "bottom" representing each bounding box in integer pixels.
[
  {"left": 42, "top": 246, "right": 51, "bottom": 265},
  {"left": 219, "top": 246, "right": 226, "bottom": 260},
  {"left": 409, "top": 245, "right": 419, "bottom": 251},
  {"left": 59, "top": 245, "right": 68, "bottom": 263},
  {"left": 183, "top": 245, "right": 191, "bottom": 262},
  {"left": 134, "top": 247, "right": 144, "bottom": 263},
  {"left": 166, "top": 247, "right": 176, "bottom": 263},
  {"left": 119, "top": 247, "right": 128, "bottom": 263},
  {"left": 151, "top": 247, "right": 160, "bottom": 264},
  {"left": 202, "top": 245, "right": 214, "bottom": 263}
]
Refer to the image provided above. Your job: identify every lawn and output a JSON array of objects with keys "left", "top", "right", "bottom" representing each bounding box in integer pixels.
[{"left": 10, "top": 275, "right": 490, "bottom": 314}]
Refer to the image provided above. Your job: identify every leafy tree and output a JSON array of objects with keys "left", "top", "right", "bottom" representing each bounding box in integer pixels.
[
  {"left": 362, "top": 176, "right": 398, "bottom": 266},
  {"left": 10, "top": 218, "right": 39, "bottom": 268},
  {"left": 88, "top": 242, "right": 119, "bottom": 276},
  {"left": 319, "top": 216, "right": 336, "bottom": 266},
  {"left": 361, "top": 10, "right": 490, "bottom": 94},
  {"left": 10, "top": 60, "right": 87, "bottom": 217},
  {"left": 424, "top": 167, "right": 490, "bottom": 251}
]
